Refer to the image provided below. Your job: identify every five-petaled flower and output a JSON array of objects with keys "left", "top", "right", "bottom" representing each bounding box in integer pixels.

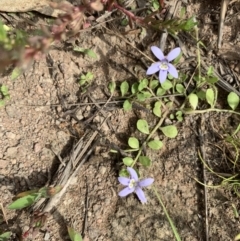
[
  {"left": 118, "top": 167, "right": 154, "bottom": 204},
  {"left": 146, "top": 46, "right": 181, "bottom": 83}
]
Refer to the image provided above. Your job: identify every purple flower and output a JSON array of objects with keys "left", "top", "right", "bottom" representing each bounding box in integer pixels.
[
  {"left": 118, "top": 167, "right": 154, "bottom": 204},
  {"left": 146, "top": 46, "right": 181, "bottom": 83}
]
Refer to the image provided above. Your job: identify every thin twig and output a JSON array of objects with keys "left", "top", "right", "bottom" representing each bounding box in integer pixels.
[{"left": 0, "top": 203, "right": 8, "bottom": 225}]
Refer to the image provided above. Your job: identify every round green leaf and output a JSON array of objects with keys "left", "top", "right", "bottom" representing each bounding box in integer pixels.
[
  {"left": 139, "top": 156, "right": 151, "bottom": 166},
  {"left": 161, "top": 79, "right": 173, "bottom": 90},
  {"left": 128, "top": 137, "right": 139, "bottom": 149},
  {"left": 131, "top": 82, "right": 139, "bottom": 94},
  {"left": 108, "top": 82, "right": 116, "bottom": 94},
  {"left": 176, "top": 84, "right": 184, "bottom": 94},
  {"left": 150, "top": 80, "right": 159, "bottom": 89},
  {"left": 153, "top": 101, "right": 162, "bottom": 117},
  {"left": 120, "top": 81, "right": 129, "bottom": 96},
  {"left": 123, "top": 100, "right": 132, "bottom": 111},
  {"left": 156, "top": 87, "right": 166, "bottom": 96},
  {"left": 122, "top": 157, "right": 134, "bottom": 166},
  {"left": 137, "top": 119, "right": 149, "bottom": 134},
  {"left": 188, "top": 93, "right": 198, "bottom": 110},
  {"left": 160, "top": 125, "right": 178, "bottom": 138},
  {"left": 206, "top": 88, "right": 215, "bottom": 107},
  {"left": 8, "top": 194, "right": 39, "bottom": 210},
  {"left": 141, "top": 91, "right": 152, "bottom": 98},
  {"left": 137, "top": 93, "right": 146, "bottom": 101},
  {"left": 85, "top": 49, "right": 97, "bottom": 59},
  {"left": 227, "top": 92, "right": 239, "bottom": 110},
  {"left": 138, "top": 78, "right": 148, "bottom": 91},
  {"left": 147, "top": 140, "right": 163, "bottom": 150}
]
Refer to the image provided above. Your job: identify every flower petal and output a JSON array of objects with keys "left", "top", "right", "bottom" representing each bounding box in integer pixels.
[
  {"left": 159, "top": 70, "right": 167, "bottom": 83},
  {"left": 135, "top": 187, "right": 147, "bottom": 203},
  {"left": 168, "top": 63, "right": 178, "bottom": 78},
  {"left": 118, "top": 177, "right": 130, "bottom": 186},
  {"left": 127, "top": 167, "right": 138, "bottom": 181},
  {"left": 166, "top": 47, "right": 181, "bottom": 62},
  {"left": 151, "top": 46, "right": 165, "bottom": 61},
  {"left": 146, "top": 62, "right": 159, "bottom": 75},
  {"left": 118, "top": 187, "right": 134, "bottom": 197},
  {"left": 138, "top": 178, "right": 154, "bottom": 187}
]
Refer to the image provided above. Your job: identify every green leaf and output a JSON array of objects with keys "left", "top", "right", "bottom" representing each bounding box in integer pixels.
[
  {"left": 138, "top": 78, "right": 148, "bottom": 91},
  {"left": 196, "top": 90, "right": 206, "bottom": 100},
  {"left": 68, "top": 227, "right": 83, "bottom": 241},
  {"left": 73, "top": 47, "right": 97, "bottom": 59},
  {"left": 85, "top": 49, "right": 97, "bottom": 59},
  {"left": 207, "top": 66, "right": 214, "bottom": 76},
  {"left": 73, "top": 46, "right": 85, "bottom": 52},
  {"left": 0, "top": 232, "right": 11, "bottom": 241},
  {"left": 0, "top": 100, "right": 5, "bottom": 107},
  {"left": 206, "top": 88, "right": 215, "bottom": 108},
  {"left": 137, "top": 119, "right": 149, "bottom": 134},
  {"left": 137, "top": 91, "right": 152, "bottom": 101},
  {"left": 188, "top": 93, "right": 198, "bottom": 110},
  {"left": 160, "top": 125, "right": 178, "bottom": 138},
  {"left": 85, "top": 72, "right": 94, "bottom": 80},
  {"left": 128, "top": 137, "right": 139, "bottom": 149},
  {"left": 227, "top": 92, "right": 239, "bottom": 110},
  {"left": 156, "top": 87, "right": 166, "bottom": 96},
  {"left": 108, "top": 82, "right": 116, "bottom": 94},
  {"left": 131, "top": 83, "right": 138, "bottom": 94},
  {"left": 122, "top": 157, "right": 134, "bottom": 166},
  {"left": 161, "top": 80, "right": 173, "bottom": 90},
  {"left": 123, "top": 99, "right": 132, "bottom": 111},
  {"left": 79, "top": 72, "right": 93, "bottom": 85},
  {"left": 176, "top": 111, "right": 183, "bottom": 121},
  {"left": 136, "top": 93, "right": 146, "bottom": 102},
  {"left": 8, "top": 194, "right": 39, "bottom": 210},
  {"left": 121, "top": 18, "right": 128, "bottom": 26},
  {"left": 206, "top": 76, "right": 218, "bottom": 84},
  {"left": 120, "top": 81, "right": 129, "bottom": 96},
  {"left": 79, "top": 77, "right": 87, "bottom": 85},
  {"left": 147, "top": 140, "right": 163, "bottom": 150},
  {"left": 153, "top": 101, "right": 161, "bottom": 117},
  {"left": 119, "top": 169, "right": 129, "bottom": 177},
  {"left": 182, "top": 16, "right": 197, "bottom": 31},
  {"left": 11, "top": 67, "right": 22, "bottom": 80},
  {"left": 0, "top": 85, "right": 8, "bottom": 96},
  {"left": 234, "top": 233, "right": 240, "bottom": 241},
  {"left": 139, "top": 156, "right": 151, "bottom": 166},
  {"left": 176, "top": 84, "right": 184, "bottom": 94},
  {"left": 149, "top": 80, "right": 159, "bottom": 89}
]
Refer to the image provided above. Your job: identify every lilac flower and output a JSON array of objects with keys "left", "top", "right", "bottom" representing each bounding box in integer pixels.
[
  {"left": 146, "top": 46, "right": 181, "bottom": 83},
  {"left": 118, "top": 167, "right": 154, "bottom": 204}
]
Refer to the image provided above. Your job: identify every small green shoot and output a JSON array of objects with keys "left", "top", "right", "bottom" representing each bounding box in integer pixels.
[
  {"left": 67, "top": 227, "right": 83, "bottom": 241},
  {"left": 0, "top": 85, "right": 10, "bottom": 107},
  {"left": 73, "top": 47, "right": 97, "bottom": 59},
  {"left": 0, "top": 232, "right": 11, "bottom": 241}
]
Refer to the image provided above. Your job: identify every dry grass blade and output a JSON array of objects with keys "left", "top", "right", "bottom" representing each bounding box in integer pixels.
[{"left": 33, "top": 114, "right": 110, "bottom": 213}]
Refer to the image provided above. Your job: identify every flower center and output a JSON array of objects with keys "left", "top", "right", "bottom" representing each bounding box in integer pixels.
[
  {"left": 159, "top": 61, "right": 168, "bottom": 71},
  {"left": 128, "top": 179, "right": 137, "bottom": 189}
]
